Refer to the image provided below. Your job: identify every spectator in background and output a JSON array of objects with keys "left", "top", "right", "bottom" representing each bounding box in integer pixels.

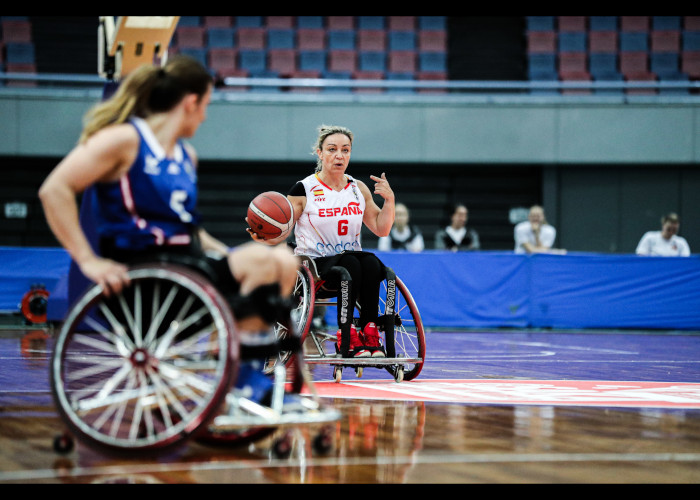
[
  {"left": 514, "top": 205, "right": 566, "bottom": 254},
  {"left": 434, "top": 203, "right": 480, "bottom": 251},
  {"left": 378, "top": 202, "right": 424, "bottom": 252},
  {"left": 636, "top": 212, "right": 691, "bottom": 257}
]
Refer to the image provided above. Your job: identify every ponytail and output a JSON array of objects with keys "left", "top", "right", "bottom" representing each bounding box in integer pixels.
[{"left": 79, "top": 55, "right": 212, "bottom": 143}]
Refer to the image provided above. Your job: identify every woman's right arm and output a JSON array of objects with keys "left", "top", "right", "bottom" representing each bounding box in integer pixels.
[{"left": 38, "top": 124, "right": 139, "bottom": 294}]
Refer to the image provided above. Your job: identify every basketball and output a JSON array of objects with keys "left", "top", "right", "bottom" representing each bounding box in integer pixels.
[{"left": 247, "top": 191, "right": 294, "bottom": 240}]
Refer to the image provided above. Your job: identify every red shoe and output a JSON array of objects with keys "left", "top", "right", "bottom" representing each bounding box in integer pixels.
[
  {"left": 336, "top": 324, "right": 370, "bottom": 358},
  {"left": 362, "top": 322, "right": 385, "bottom": 358}
]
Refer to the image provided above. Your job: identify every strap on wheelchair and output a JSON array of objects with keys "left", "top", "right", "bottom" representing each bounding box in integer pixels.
[
  {"left": 382, "top": 267, "right": 397, "bottom": 358},
  {"left": 239, "top": 334, "right": 302, "bottom": 360},
  {"left": 326, "top": 265, "right": 353, "bottom": 357}
]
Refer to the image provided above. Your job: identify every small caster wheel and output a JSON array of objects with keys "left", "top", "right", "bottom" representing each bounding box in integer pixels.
[
  {"left": 355, "top": 366, "right": 363, "bottom": 378},
  {"left": 333, "top": 365, "right": 342, "bottom": 383},
  {"left": 313, "top": 427, "right": 333, "bottom": 455},
  {"left": 272, "top": 433, "right": 292, "bottom": 459},
  {"left": 394, "top": 366, "right": 404, "bottom": 383},
  {"left": 53, "top": 433, "right": 74, "bottom": 454}
]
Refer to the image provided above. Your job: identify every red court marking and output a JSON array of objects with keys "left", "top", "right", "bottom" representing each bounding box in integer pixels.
[{"left": 303, "top": 379, "right": 700, "bottom": 409}]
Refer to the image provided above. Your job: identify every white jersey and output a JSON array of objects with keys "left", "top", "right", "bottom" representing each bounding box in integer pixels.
[
  {"left": 514, "top": 221, "right": 556, "bottom": 254},
  {"left": 636, "top": 231, "right": 691, "bottom": 257},
  {"left": 293, "top": 173, "right": 365, "bottom": 257}
]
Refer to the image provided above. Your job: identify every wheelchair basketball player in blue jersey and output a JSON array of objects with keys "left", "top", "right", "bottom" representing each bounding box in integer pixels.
[
  {"left": 249, "top": 124, "right": 396, "bottom": 359},
  {"left": 39, "top": 55, "right": 308, "bottom": 414}
]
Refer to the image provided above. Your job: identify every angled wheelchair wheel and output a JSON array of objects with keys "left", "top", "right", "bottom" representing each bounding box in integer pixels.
[
  {"left": 265, "top": 265, "right": 315, "bottom": 375},
  {"left": 50, "top": 263, "right": 237, "bottom": 455},
  {"left": 379, "top": 275, "right": 425, "bottom": 381}
]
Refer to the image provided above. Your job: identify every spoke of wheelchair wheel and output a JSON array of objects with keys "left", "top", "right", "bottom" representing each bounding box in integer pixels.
[
  {"left": 163, "top": 326, "right": 218, "bottom": 358},
  {"left": 157, "top": 362, "right": 214, "bottom": 400},
  {"left": 92, "top": 372, "right": 137, "bottom": 436},
  {"left": 84, "top": 310, "right": 134, "bottom": 357},
  {"left": 65, "top": 355, "right": 124, "bottom": 383},
  {"left": 154, "top": 305, "right": 210, "bottom": 358},
  {"left": 69, "top": 329, "right": 124, "bottom": 357},
  {"left": 144, "top": 284, "right": 179, "bottom": 347}
]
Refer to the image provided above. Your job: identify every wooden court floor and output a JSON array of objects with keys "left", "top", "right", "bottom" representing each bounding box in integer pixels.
[{"left": 0, "top": 325, "right": 699, "bottom": 484}]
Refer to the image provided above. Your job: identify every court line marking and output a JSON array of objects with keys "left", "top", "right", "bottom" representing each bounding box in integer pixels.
[{"left": 1, "top": 451, "right": 699, "bottom": 482}]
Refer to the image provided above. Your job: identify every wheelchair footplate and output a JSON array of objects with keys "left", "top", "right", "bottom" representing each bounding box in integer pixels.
[{"left": 208, "top": 365, "right": 341, "bottom": 432}]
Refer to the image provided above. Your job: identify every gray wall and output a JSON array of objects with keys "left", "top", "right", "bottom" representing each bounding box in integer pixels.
[{"left": 2, "top": 89, "right": 699, "bottom": 253}]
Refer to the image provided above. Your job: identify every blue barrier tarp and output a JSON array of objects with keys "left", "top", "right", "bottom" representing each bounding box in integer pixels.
[
  {"left": 1, "top": 247, "right": 699, "bottom": 330},
  {"left": 0, "top": 247, "right": 70, "bottom": 314}
]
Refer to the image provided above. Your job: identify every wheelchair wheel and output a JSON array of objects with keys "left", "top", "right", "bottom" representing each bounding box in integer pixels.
[
  {"left": 265, "top": 265, "right": 315, "bottom": 374},
  {"left": 50, "top": 263, "right": 237, "bottom": 455},
  {"left": 378, "top": 275, "right": 425, "bottom": 381}
]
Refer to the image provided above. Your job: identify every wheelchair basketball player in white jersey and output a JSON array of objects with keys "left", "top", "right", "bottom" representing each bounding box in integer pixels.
[{"left": 249, "top": 125, "right": 396, "bottom": 359}]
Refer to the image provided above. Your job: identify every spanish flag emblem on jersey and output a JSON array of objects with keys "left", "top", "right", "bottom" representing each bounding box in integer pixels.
[{"left": 313, "top": 188, "right": 324, "bottom": 196}]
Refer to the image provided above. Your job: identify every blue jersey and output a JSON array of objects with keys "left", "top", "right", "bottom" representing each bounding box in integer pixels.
[{"left": 93, "top": 117, "right": 201, "bottom": 251}]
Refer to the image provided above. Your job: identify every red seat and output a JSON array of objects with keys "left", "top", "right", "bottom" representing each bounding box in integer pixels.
[
  {"left": 266, "top": 16, "right": 294, "bottom": 29},
  {"left": 208, "top": 48, "right": 237, "bottom": 72},
  {"left": 327, "top": 16, "right": 354, "bottom": 30},
  {"left": 388, "top": 16, "right": 416, "bottom": 31},
  {"left": 557, "top": 16, "right": 587, "bottom": 32},
  {"left": 681, "top": 51, "right": 700, "bottom": 78},
  {"left": 203, "top": 16, "right": 233, "bottom": 28},
  {"left": 268, "top": 49, "right": 297, "bottom": 75},
  {"left": 527, "top": 31, "right": 556, "bottom": 53},
  {"left": 297, "top": 29, "right": 325, "bottom": 50},
  {"left": 175, "top": 27, "right": 205, "bottom": 48},
  {"left": 651, "top": 30, "right": 681, "bottom": 52},
  {"left": 620, "top": 16, "right": 650, "bottom": 32},
  {"left": 419, "top": 30, "right": 447, "bottom": 52},
  {"left": 328, "top": 50, "right": 357, "bottom": 73},
  {"left": 388, "top": 51, "right": 416, "bottom": 73},
  {"left": 620, "top": 51, "right": 650, "bottom": 77},
  {"left": 558, "top": 52, "right": 587, "bottom": 74},
  {"left": 237, "top": 28, "right": 265, "bottom": 50},
  {"left": 357, "top": 30, "right": 386, "bottom": 51},
  {"left": 1, "top": 20, "right": 32, "bottom": 43},
  {"left": 588, "top": 31, "right": 618, "bottom": 53}
]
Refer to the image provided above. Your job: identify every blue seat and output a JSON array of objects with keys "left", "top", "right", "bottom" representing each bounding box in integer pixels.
[
  {"left": 386, "top": 72, "right": 416, "bottom": 94},
  {"left": 328, "top": 30, "right": 355, "bottom": 50},
  {"left": 558, "top": 32, "right": 587, "bottom": 52},
  {"left": 620, "top": 32, "right": 648, "bottom": 52},
  {"left": 177, "top": 48, "right": 207, "bottom": 67},
  {"left": 683, "top": 31, "right": 700, "bottom": 51},
  {"left": 388, "top": 31, "right": 416, "bottom": 51},
  {"left": 297, "top": 16, "right": 324, "bottom": 29},
  {"left": 358, "top": 16, "right": 385, "bottom": 30},
  {"left": 650, "top": 53, "right": 680, "bottom": 77},
  {"left": 526, "top": 16, "right": 555, "bottom": 32},
  {"left": 267, "top": 29, "right": 295, "bottom": 49},
  {"left": 299, "top": 50, "right": 327, "bottom": 72},
  {"left": 589, "top": 53, "right": 619, "bottom": 78},
  {"left": 528, "top": 53, "right": 556, "bottom": 76},
  {"left": 238, "top": 50, "right": 267, "bottom": 73},
  {"left": 419, "top": 52, "right": 446, "bottom": 72},
  {"left": 321, "top": 71, "right": 353, "bottom": 93},
  {"left": 652, "top": 16, "right": 681, "bottom": 30},
  {"left": 359, "top": 52, "right": 386, "bottom": 72},
  {"left": 235, "top": 16, "right": 262, "bottom": 28},
  {"left": 592, "top": 72, "right": 624, "bottom": 95},
  {"left": 418, "top": 16, "right": 446, "bottom": 31},
  {"left": 178, "top": 16, "right": 201, "bottom": 27},
  {"left": 207, "top": 28, "right": 235, "bottom": 48},
  {"left": 589, "top": 16, "right": 618, "bottom": 31}
]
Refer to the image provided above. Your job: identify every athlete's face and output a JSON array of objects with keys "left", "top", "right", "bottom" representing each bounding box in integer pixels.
[
  {"left": 318, "top": 133, "right": 352, "bottom": 175},
  {"left": 182, "top": 85, "right": 212, "bottom": 137}
]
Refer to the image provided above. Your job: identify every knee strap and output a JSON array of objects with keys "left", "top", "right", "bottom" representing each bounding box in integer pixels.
[{"left": 229, "top": 283, "right": 294, "bottom": 324}]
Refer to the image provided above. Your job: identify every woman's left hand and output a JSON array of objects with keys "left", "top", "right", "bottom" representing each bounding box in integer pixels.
[{"left": 370, "top": 172, "right": 394, "bottom": 203}]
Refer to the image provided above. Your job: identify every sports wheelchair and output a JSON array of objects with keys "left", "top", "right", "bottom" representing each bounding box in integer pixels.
[
  {"left": 50, "top": 262, "right": 339, "bottom": 456},
  {"left": 269, "top": 256, "right": 426, "bottom": 383}
]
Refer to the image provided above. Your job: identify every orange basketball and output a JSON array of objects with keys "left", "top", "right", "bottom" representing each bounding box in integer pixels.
[{"left": 247, "top": 191, "right": 294, "bottom": 240}]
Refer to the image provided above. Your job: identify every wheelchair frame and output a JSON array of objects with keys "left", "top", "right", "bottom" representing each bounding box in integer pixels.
[
  {"left": 50, "top": 263, "right": 339, "bottom": 456},
  {"left": 272, "top": 256, "right": 426, "bottom": 383}
]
